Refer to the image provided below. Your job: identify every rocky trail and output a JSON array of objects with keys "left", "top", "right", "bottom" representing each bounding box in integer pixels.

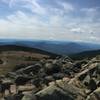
[{"left": 0, "top": 56, "right": 100, "bottom": 100}]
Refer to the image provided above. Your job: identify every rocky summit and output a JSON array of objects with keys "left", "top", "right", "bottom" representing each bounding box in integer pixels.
[{"left": 0, "top": 55, "right": 100, "bottom": 100}]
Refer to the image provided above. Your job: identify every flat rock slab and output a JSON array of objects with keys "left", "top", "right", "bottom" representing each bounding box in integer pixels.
[{"left": 35, "top": 81, "right": 86, "bottom": 100}]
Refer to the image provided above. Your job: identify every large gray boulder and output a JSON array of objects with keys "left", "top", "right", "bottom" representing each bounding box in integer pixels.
[
  {"left": 21, "top": 80, "right": 86, "bottom": 100},
  {"left": 35, "top": 81, "right": 85, "bottom": 100}
]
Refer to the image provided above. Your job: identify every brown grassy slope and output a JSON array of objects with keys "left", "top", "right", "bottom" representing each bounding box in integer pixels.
[{"left": 0, "top": 45, "right": 58, "bottom": 75}]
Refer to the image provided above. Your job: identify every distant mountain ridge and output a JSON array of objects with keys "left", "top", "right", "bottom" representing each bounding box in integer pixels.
[{"left": 0, "top": 39, "right": 100, "bottom": 55}]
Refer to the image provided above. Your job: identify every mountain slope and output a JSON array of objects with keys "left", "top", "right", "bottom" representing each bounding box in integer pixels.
[
  {"left": 0, "top": 39, "right": 100, "bottom": 55},
  {"left": 69, "top": 49, "right": 100, "bottom": 60},
  {"left": 0, "top": 44, "right": 58, "bottom": 57},
  {"left": 0, "top": 45, "right": 58, "bottom": 75}
]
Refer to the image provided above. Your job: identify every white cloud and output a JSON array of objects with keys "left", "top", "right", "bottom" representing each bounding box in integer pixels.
[
  {"left": 2, "top": 0, "right": 46, "bottom": 14},
  {"left": 0, "top": 0, "right": 100, "bottom": 42},
  {"left": 70, "top": 28, "right": 82, "bottom": 33},
  {"left": 90, "top": 36, "right": 100, "bottom": 41},
  {"left": 0, "top": 9, "right": 100, "bottom": 42},
  {"left": 81, "top": 7, "right": 99, "bottom": 19},
  {"left": 61, "top": 2, "right": 74, "bottom": 12},
  {"left": 2, "top": 0, "right": 75, "bottom": 15},
  {"left": 2, "top": 0, "right": 16, "bottom": 7},
  {"left": 22, "top": 0, "right": 46, "bottom": 15},
  {"left": 9, "top": 0, "right": 16, "bottom": 7}
]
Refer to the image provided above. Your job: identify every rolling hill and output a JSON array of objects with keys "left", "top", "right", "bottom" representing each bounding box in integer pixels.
[
  {"left": 0, "top": 39, "right": 100, "bottom": 55},
  {"left": 69, "top": 49, "right": 100, "bottom": 60},
  {"left": 0, "top": 44, "right": 58, "bottom": 57},
  {"left": 0, "top": 44, "right": 58, "bottom": 75}
]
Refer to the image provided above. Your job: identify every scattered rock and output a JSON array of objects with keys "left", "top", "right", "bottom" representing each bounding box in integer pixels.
[
  {"left": 88, "top": 78, "right": 97, "bottom": 91},
  {"left": 35, "top": 81, "right": 85, "bottom": 100},
  {"left": 82, "top": 75, "right": 90, "bottom": 86},
  {"left": 86, "top": 87, "right": 100, "bottom": 100},
  {"left": 0, "top": 56, "right": 100, "bottom": 100}
]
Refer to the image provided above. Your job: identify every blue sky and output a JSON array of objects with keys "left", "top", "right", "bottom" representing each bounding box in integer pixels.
[{"left": 0, "top": 0, "right": 100, "bottom": 42}]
